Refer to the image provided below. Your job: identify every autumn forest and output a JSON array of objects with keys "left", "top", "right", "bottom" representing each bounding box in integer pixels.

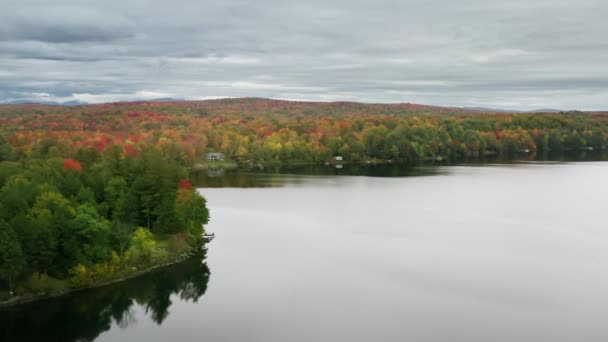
[
  {"left": 1, "top": 97, "right": 607, "bottom": 301},
  {"left": 1, "top": 98, "right": 607, "bottom": 166}
]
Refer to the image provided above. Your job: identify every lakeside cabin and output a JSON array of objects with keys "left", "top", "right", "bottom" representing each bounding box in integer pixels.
[
  {"left": 205, "top": 152, "right": 225, "bottom": 162},
  {"left": 334, "top": 156, "right": 344, "bottom": 161}
]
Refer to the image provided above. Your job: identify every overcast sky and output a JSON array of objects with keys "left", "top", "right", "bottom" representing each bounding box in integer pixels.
[{"left": 1, "top": 0, "right": 607, "bottom": 110}]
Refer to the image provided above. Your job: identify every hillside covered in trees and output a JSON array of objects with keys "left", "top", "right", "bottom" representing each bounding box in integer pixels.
[{"left": 1, "top": 98, "right": 606, "bottom": 167}]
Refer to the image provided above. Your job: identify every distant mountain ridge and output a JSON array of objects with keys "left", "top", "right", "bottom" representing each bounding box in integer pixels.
[
  {"left": 0, "top": 97, "right": 591, "bottom": 114},
  {"left": 462, "top": 107, "right": 564, "bottom": 113},
  {"left": 2, "top": 99, "right": 89, "bottom": 106},
  {"left": 0, "top": 97, "right": 186, "bottom": 106}
]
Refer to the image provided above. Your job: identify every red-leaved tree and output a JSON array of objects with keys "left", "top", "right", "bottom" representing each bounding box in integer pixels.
[{"left": 63, "top": 159, "right": 82, "bottom": 172}]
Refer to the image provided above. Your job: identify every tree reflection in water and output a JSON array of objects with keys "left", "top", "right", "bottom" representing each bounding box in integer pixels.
[{"left": 0, "top": 252, "right": 210, "bottom": 342}]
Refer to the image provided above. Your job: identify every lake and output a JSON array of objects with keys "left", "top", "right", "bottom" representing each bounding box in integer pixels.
[{"left": 2, "top": 162, "right": 608, "bottom": 341}]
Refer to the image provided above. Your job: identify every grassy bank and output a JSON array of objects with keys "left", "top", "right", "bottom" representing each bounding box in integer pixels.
[
  {"left": 191, "top": 157, "right": 239, "bottom": 170},
  {"left": 0, "top": 232, "right": 205, "bottom": 307}
]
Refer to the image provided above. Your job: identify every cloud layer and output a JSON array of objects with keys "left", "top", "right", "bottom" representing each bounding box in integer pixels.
[{"left": 1, "top": 0, "right": 607, "bottom": 110}]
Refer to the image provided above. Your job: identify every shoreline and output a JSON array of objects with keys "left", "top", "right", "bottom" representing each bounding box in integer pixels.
[
  {"left": 0, "top": 247, "right": 204, "bottom": 308},
  {"left": 190, "top": 151, "right": 608, "bottom": 172}
]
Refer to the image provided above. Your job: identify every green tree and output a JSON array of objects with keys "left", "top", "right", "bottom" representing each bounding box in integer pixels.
[
  {"left": 73, "top": 203, "right": 112, "bottom": 263},
  {"left": 0, "top": 221, "right": 26, "bottom": 294},
  {"left": 111, "top": 221, "right": 135, "bottom": 257},
  {"left": 31, "top": 191, "right": 78, "bottom": 274},
  {"left": 129, "top": 227, "right": 156, "bottom": 264}
]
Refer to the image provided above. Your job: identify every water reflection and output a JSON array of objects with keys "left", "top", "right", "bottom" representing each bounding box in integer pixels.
[
  {"left": 191, "top": 163, "right": 442, "bottom": 188},
  {"left": 191, "top": 150, "right": 608, "bottom": 188},
  {"left": 0, "top": 252, "right": 210, "bottom": 342}
]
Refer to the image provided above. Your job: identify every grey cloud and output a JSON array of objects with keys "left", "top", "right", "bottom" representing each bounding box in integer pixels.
[
  {"left": 0, "top": 0, "right": 607, "bottom": 109},
  {"left": 0, "top": 4, "right": 135, "bottom": 43},
  {"left": 7, "top": 25, "right": 132, "bottom": 44}
]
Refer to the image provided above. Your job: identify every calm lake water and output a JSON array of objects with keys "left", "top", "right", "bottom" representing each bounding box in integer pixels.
[{"left": 3, "top": 162, "right": 608, "bottom": 341}]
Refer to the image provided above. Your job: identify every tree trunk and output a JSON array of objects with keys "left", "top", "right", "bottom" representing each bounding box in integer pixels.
[{"left": 147, "top": 207, "right": 151, "bottom": 229}]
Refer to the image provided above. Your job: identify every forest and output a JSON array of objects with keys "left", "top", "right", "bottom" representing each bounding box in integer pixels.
[
  {"left": 0, "top": 134, "right": 209, "bottom": 300},
  {"left": 1, "top": 98, "right": 606, "bottom": 168},
  {"left": 1, "top": 97, "right": 607, "bottom": 298}
]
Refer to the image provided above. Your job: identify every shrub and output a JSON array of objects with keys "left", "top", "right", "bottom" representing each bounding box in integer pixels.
[
  {"left": 69, "top": 264, "right": 93, "bottom": 287},
  {"left": 128, "top": 227, "right": 156, "bottom": 264},
  {"left": 24, "top": 272, "right": 67, "bottom": 294},
  {"left": 168, "top": 234, "right": 190, "bottom": 254}
]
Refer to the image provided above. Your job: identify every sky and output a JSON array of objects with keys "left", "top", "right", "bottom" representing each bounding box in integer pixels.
[{"left": 1, "top": 0, "right": 607, "bottom": 110}]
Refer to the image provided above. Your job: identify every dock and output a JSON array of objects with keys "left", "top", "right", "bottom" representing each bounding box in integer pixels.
[{"left": 203, "top": 232, "right": 215, "bottom": 241}]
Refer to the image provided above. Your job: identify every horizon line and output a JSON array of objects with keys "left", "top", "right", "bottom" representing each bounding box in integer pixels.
[{"left": 0, "top": 96, "right": 604, "bottom": 113}]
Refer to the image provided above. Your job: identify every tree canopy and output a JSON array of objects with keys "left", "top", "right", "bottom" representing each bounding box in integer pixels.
[{"left": 0, "top": 135, "right": 209, "bottom": 295}]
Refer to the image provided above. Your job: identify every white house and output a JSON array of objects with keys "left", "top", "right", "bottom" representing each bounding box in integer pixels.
[
  {"left": 334, "top": 156, "right": 344, "bottom": 161},
  {"left": 205, "top": 152, "right": 225, "bottom": 161}
]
